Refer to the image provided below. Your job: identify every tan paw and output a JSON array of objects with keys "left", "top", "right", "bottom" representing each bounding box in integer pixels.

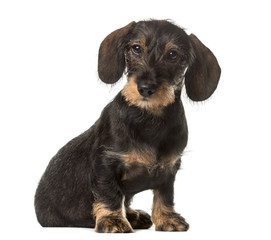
[
  {"left": 155, "top": 212, "right": 189, "bottom": 231},
  {"left": 95, "top": 215, "right": 133, "bottom": 233}
]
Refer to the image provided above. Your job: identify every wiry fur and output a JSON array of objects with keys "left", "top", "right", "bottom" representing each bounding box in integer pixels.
[{"left": 34, "top": 20, "right": 221, "bottom": 233}]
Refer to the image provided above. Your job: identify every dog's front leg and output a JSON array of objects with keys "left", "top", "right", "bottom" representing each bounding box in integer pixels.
[
  {"left": 92, "top": 160, "right": 133, "bottom": 233},
  {"left": 93, "top": 200, "right": 133, "bottom": 233},
  {"left": 152, "top": 179, "right": 189, "bottom": 231}
]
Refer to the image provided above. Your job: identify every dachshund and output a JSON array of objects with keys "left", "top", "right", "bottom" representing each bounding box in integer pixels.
[{"left": 34, "top": 20, "right": 221, "bottom": 233}]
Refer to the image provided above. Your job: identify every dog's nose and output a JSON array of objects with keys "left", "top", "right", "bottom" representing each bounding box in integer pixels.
[{"left": 137, "top": 85, "right": 156, "bottom": 97}]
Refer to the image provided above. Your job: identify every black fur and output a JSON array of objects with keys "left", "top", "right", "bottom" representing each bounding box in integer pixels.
[{"left": 34, "top": 20, "right": 221, "bottom": 232}]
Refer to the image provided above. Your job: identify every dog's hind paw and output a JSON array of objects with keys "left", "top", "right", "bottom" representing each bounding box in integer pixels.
[{"left": 126, "top": 208, "right": 153, "bottom": 229}]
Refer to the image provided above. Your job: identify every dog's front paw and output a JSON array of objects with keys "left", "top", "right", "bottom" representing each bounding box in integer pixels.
[
  {"left": 126, "top": 208, "right": 153, "bottom": 229},
  {"left": 155, "top": 212, "right": 189, "bottom": 231},
  {"left": 95, "top": 215, "right": 133, "bottom": 233}
]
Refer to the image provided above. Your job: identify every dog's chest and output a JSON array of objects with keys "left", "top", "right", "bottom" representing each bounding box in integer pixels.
[{"left": 117, "top": 150, "right": 181, "bottom": 194}]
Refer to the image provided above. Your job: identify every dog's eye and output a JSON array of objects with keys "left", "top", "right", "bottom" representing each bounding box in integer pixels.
[
  {"left": 168, "top": 50, "right": 178, "bottom": 61},
  {"left": 131, "top": 45, "right": 142, "bottom": 55}
]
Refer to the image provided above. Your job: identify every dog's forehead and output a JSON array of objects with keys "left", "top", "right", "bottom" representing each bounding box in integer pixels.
[{"left": 130, "top": 21, "right": 188, "bottom": 47}]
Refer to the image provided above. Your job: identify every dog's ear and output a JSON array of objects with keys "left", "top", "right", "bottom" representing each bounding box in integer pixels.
[
  {"left": 185, "top": 34, "right": 221, "bottom": 101},
  {"left": 98, "top": 22, "right": 136, "bottom": 84}
]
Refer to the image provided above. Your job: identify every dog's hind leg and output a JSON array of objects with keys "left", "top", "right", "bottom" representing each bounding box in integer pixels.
[
  {"left": 35, "top": 203, "right": 68, "bottom": 227},
  {"left": 35, "top": 200, "right": 95, "bottom": 228}
]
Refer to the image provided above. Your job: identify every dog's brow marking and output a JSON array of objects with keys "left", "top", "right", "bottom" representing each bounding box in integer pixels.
[
  {"left": 130, "top": 38, "right": 146, "bottom": 47},
  {"left": 121, "top": 75, "right": 175, "bottom": 115},
  {"left": 164, "top": 42, "right": 179, "bottom": 53}
]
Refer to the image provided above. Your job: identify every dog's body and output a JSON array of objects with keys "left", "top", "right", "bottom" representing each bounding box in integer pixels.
[{"left": 35, "top": 20, "right": 221, "bottom": 233}]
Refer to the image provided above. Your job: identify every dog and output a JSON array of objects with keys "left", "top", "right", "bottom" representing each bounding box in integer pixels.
[{"left": 34, "top": 20, "right": 221, "bottom": 233}]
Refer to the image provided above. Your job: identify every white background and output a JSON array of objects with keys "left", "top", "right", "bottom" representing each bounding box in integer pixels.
[{"left": 1, "top": 0, "right": 271, "bottom": 239}]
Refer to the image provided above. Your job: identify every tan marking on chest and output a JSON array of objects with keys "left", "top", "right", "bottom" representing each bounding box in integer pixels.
[
  {"left": 160, "top": 154, "right": 180, "bottom": 169},
  {"left": 120, "top": 149, "right": 156, "bottom": 166},
  {"left": 104, "top": 147, "right": 156, "bottom": 166},
  {"left": 104, "top": 148, "right": 180, "bottom": 176}
]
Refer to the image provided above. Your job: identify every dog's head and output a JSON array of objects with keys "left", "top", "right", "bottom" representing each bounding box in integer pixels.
[{"left": 98, "top": 20, "right": 221, "bottom": 112}]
